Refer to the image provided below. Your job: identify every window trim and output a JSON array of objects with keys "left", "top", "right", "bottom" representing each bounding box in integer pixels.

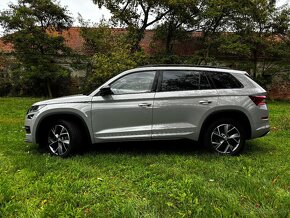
[{"left": 200, "top": 71, "right": 212, "bottom": 90}]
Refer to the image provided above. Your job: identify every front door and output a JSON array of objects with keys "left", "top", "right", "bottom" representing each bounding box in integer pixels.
[{"left": 91, "top": 71, "right": 157, "bottom": 142}]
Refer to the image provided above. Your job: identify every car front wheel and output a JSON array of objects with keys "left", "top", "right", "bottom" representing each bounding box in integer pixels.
[
  {"left": 204, "top": 118, "right": 245, "bottom": 155},
  {"left": 46, "top": 120, "right": 81, "bottom": 157}
]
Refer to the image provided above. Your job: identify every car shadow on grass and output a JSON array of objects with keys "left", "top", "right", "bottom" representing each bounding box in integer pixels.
[
  {"left": 80, "top": 139, "right": 209, "bottom": 156},
  {"left": 34, "top": 139, "right": 272, "bottom": 157},
  {"left": 242, "top": 140, "right": 274, "bottom": 155},
  {"left": 79, "top": 138, "right": 273, "bottom": 157}
]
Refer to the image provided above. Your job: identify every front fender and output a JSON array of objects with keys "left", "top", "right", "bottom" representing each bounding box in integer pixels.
[{"left": 32, "top": 103, "right": 92, "bottom": 143}]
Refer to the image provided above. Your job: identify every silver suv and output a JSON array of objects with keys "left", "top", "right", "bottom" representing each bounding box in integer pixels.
[{"left": 25, "top": 65, "right": 270, "bottom": 157}]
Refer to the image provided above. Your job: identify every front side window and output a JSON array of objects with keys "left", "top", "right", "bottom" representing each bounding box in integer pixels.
[
  {"left": 161, "top": 70, "right": 211, "bottom": 92},
  {"left": 110, "top": 71, "right": 156, "bottom": 95}
]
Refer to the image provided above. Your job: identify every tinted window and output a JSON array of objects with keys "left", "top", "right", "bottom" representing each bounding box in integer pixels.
[
  {"left": 200, "top": 72, "right": 212, "bottom": 89},
  {"left": 209, "top": 72, "right": 243, "bottom": 89},
  {"left": 110, "top": 71, "right": 156, "bottom": 94},
  {"left": 161, "top": 71, "right": 211, "bottom": 92}
]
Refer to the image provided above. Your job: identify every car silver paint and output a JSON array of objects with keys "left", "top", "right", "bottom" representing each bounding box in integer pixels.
[
  {"left": 152, "top": 89, "right": 218, "bottom": 140},
  {"left": 91, "top": 92, "right": 155, "bottom": 141},
  {"left": 25, "top": 66, "right": 270, "bottom": 148},
  {"left": 25, "top": 95, "right": 93, "bottom": 143}
]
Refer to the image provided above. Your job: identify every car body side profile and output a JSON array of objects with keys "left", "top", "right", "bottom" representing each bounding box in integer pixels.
[{"left": 25, "top": 65, "right": 270, "bottom": 157}]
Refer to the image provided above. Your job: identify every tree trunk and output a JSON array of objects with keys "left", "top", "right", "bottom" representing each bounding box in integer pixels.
[
  {"left": 165, "top": 33, "right": 172, "bottom": 55},
  {"left": 131, "top": 29, "right": 145, "bottom": 52},
  {"left": 252, "top": 50, "right": 258, "bottom": 79},
  {"left": 253, "top": 59, "right": 257, "bottom": 79},
  {"left": 203, "top": 38, "right": 211, "bottom": 65},
  {"left": 46, "top": 80, "right": 53, "bottom": 98},
  {"left": 204, "top": 46, "right": 210, "bottom": 65},
  {"left": 165, "top": 22, "right": 174, "bottom": 55}
]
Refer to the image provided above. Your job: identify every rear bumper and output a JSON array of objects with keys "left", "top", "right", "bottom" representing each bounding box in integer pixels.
[
  {"left": 260, "top": 130, "right": 270, "bottom": 137},
  {"left": 251, "top": 124, "right": 270, "bottom": 139}
]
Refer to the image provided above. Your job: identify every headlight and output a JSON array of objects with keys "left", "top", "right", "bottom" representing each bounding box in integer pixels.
[{"left": 27, "top": 105, "right": 46, "bottom": 114}]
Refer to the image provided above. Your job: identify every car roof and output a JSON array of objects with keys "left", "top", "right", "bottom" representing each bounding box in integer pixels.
[{"left": 126, "top": 65, "right": 247, "bottom": 75}]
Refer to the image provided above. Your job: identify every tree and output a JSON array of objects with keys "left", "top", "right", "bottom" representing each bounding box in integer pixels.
[
  {"left": 153, "top": 0, "right": 237, "bottom": 62},
  {"left": 216, "top": 0, "right": 290, "bottom": 79},
  {"left": 154, "top": 21, "right": 187, "bottom": 55},
  {"left": 191, "top": 0, "right": 239, "bottom": 64},
  {"left": 80, "top": 23, "right": 148, "bottom": 92},
  {"left": 78, "top": 17, "right": 119, "bottom": 55},
  {"left": 0, "top": 0, "right": 73, "bottom": 97},
  {"left": 92, "top": 0, "right": 174, "bottom": 52},
  {"left": 86, "top": 45, "right": 147, "bottom": 92},
  {"left": 0, "top": 52, "right": 12, "bottom": 96},
  {"left": 153, "top": 1, "right": 201, "bottom": 55}
]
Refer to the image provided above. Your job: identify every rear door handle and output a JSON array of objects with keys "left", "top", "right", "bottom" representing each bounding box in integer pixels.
[
  {"left": 138, "top": 103, "right": 152, "bottom": 107},
  {"left": 199, "top": 100, "right": 212, "bottom": 105}
]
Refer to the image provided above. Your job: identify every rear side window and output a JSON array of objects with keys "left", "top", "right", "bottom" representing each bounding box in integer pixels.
[
  {"left": 161, "top": 71, "right": 211, "bottom": 92},
  {"left": 208, "top": 72, "right": 243, "bottom": 89}
]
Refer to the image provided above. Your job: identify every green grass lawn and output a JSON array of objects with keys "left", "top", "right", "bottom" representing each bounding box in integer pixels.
[{"left": 0, "top": 97, "right": 289, "bottom": 217}]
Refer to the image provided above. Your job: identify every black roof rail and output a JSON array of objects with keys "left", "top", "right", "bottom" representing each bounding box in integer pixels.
[{"left": 137, "top": 64, "right": 230, "bottom": 69}]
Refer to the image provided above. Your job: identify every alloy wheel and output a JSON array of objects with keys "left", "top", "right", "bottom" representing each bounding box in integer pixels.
[
  {"left": 48, "top": 124, "right": 70, "bottom": 156},
  {"left": 210, "top": 123, "right": 241, "bottom": 154}
]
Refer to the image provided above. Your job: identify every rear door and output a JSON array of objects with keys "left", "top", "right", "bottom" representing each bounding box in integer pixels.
[{"left": 152, "top": 70, "right": 218, "bottom": 140}]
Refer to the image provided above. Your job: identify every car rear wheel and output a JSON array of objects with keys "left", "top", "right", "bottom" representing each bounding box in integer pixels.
[
  {"left": 46, "top": 120, "right": 81, "bottom": 157},
  {"left": 204, "top": 118, "right": 245, "bottom": 155}
]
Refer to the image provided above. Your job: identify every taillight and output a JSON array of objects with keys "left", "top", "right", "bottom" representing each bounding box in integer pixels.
[{"left": 249, "top": 95, "right": 266, "bottom": 106}]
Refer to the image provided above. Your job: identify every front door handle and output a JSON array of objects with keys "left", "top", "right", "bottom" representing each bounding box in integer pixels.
[
  {"left": 138, "top": 103, "right": 152, "bottom": 107},
  {"left": 199, "top": 100, "right": 212, "bottom": 105}
]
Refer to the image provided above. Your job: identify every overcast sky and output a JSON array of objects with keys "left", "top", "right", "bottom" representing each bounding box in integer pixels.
[
  {"left": 0, "top": 0, "right": 112, "bottom": 35},
  {"left": 0, "top": 0, "right": 289, "bottom": 36}
]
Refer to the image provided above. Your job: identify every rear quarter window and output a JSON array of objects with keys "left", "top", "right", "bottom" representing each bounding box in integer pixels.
[{"left": 208, "top": 72, "right": 243, "bottom": 89}]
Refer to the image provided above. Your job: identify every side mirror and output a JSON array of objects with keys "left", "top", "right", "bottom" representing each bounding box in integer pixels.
[{"left": 99, "top": 85, "right": 113, "bottom": 96}]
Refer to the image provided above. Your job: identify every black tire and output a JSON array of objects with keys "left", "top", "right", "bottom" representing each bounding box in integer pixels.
[
  {"left": 44, "top": 120, "right": 82, "bottom": 157},
  {"left": 203, "top": 118, "right": 245, "bottom": 155}
]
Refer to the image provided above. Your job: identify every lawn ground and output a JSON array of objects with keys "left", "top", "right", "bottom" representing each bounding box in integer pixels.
[{"left": 0, "top": 97, "right": 289, "bottom": 217}]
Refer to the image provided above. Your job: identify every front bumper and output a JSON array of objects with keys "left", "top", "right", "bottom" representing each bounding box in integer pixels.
[
  {"left": 24, "top": 125, "right": 32, "bottom": 142},
  {"left": 25, "top": 133, "right": 33, "bottom": 143},
  {"left": 24, "top": 114, "right": 37, "bottom": 143}
]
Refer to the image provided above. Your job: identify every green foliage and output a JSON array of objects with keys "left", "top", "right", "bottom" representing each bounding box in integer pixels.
[
  {"left": 1, "top": 0, "right": 289, "bottom": 96},
  {"left": 0, "top": 97, "right": 289, "bottom": 216},
  {"left": 92, "top": 0, "right": 175, "bottom": 51},
  {"left": 0, "top": 0, "right": 73, "bottom": 97},
  {"left": 0, "top": 54, "right": 12, "bottom": 96},
  {"left": 78, "top": 22, "right": 149, "bottom": 93},
  {"left": 153, "top": 20, "right": 190, "bottom": 55},
  {"left": 84, "top": 46, "right": 148, "bottom": 93},
  {"left": 78, "top": 18, "right": 116, "bottom": 55},
  {"left": 0, "top": 61, "right": 75, "bottom": 97},
  {"left": 214, "top": 1, "right": 290, "bottom": 79}
]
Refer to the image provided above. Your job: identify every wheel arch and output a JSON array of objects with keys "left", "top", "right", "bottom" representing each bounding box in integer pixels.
[
  {"left": 198, "top": 109, "right": 252, "bottom": 141},
  {"left": 35, "top": 112, "right": 92, "bottom": 146}
]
